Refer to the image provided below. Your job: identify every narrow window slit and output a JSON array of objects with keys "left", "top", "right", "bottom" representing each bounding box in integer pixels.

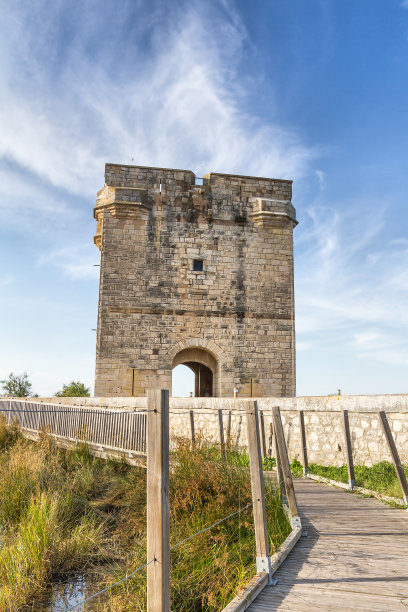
[{"left": 193, "top": 260, "right": 203, "bottom": 272}]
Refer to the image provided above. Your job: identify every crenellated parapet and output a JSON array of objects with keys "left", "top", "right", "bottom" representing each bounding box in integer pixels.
[
  {"left": 93, "top": 163, "right": 298, "bottom": 398},
  {"left": 249, "top": 198, "right": 298, "bottom": 229},
  {"left": 94, "top": 165, "right": 297, "bottom": 248},
  {"left": 93, "top": 184, "right": 152, "bottom": 249}
]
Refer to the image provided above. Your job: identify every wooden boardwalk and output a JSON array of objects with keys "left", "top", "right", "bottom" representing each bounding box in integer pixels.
[{"left": 248, "top": 478, "right": 408, "bottom": 611}]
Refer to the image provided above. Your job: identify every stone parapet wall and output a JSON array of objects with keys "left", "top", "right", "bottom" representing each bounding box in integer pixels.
[{"left": 27, "top": 394, "right": 408, "bottom": 467}]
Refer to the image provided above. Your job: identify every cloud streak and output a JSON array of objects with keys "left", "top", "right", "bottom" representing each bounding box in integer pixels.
[
  {"left": 37, "top": 246, "right": 100, "bottom": 280},
  {"left": 0, "top": 0, "right": 316, "bottom": 203},
  {"left": 295, "top": 196, "right": 408, "bottom": 367}
]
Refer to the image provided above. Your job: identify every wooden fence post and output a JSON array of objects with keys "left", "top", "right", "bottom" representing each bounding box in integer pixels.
[
  {"left": 189, "top": 410, "right": 195, "bottom": 447},
  {"left": 218, "top": 409, "right": 226, "bottom": 459},
  {"left": 299, "top": 410, "right": 308, "bottom": 476},
  {"left": 147, "top": 389, "right": 170, "bottom": 612},
  {"left": 272, "top": 407, "right": 300, "bottom": 525},
  {"left": 342, "top": 410, "right": 356, "bottom": 489},
  {"left": 379, "top": 411, "right": 408, "bottom": 505},
  {"left": 246, "top": 401, "right": 274, "bottom": 584},
  {"left": 273, "top": 426, "right": 285, "bottom": 500},
  {"left": 268, "top": 413, "right": 284, "bottom": 497},
  {"left": 226, "top": 410, "right": 232, "bottom": 450},
  {"left": 260, "top": 411, "right": 267, "bottom": 459},
  {"left": 268, "top": 422, "right": 273, "bottom": 457},
  {"left": 7, "top": 400, "right": 13, "bottom": 425}
]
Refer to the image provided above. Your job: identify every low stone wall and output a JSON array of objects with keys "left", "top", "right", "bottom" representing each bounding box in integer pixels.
[{"left": 25, "top": 394, "right": 408, "bottom": 467}]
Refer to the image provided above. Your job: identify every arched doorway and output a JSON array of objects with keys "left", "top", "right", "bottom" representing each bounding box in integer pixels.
[
  {"left": 172, "top": 364, "right": 195, "bottom": 397},
  {"left": 172, "top": 347, "right": 218, "bottom": 397}
]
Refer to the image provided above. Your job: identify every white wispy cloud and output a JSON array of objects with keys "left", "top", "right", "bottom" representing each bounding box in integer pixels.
[
  {"left": 315, "top": 169, "right": 326, "bottom": 190},
  {"left": 0, "top": 162, "right": 80, "bottom": 231},
  {"left": 36, "top": 246, "right": 100, "bottom": 280},
  {"left": 0, "top": 0, "right": 316, "bottom": 204},
  {"left": 350, "top": 331, "right": 408, "bottom": 365},
  {"left": 295, "top": 196, "right": 408, "bottom": 366}
]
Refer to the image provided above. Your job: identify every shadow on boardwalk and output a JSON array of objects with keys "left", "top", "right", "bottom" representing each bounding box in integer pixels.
[{"left": 248, "top": 479, "right": 408, "bottom": 611}]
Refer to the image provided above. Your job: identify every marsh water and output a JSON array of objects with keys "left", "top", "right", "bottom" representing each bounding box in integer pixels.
[{"left": 20, "top": 574, "right": 104, "bottom": 611}]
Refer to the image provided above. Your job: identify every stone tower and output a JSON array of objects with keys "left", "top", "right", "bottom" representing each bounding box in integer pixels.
[{"left": 93, "top": 164, "right": 297, "bottom": 397}]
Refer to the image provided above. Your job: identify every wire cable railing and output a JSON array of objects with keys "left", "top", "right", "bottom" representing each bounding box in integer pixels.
[
  {"left": 64, "top": 483, "right": 277, "bottom": 611},
  {"left": 65, "top": 558, "right": 156, "bottom": 612},
  {"left": 0, "top": 394, "right": 294, "bottom": 611}
]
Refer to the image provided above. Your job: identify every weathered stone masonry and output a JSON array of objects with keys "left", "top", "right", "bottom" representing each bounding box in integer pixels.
[
  {"left": 36, "top": 394, "right": 408, "bottom": 467},
  {"left": 93, "top": 164, "right": 297, "bottom": 397}
]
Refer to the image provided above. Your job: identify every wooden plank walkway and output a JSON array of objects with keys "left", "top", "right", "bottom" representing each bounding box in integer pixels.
[{"left": 248, "top": 478, "right": 408, "bottom": 611}]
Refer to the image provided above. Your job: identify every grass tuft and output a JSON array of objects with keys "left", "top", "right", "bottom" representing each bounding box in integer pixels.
[
  {"left": 306, "top": 460, "right": 408, "bottom": 499},
  {"left": 104, "top": 438, "right": 290, "bottom": 611},
  {"left": 0, "top": 422, "right": 290, "bottom": 611}
]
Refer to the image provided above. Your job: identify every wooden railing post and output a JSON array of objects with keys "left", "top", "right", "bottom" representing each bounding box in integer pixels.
[
  {"left": 299, "top": 410, "right": 308, "bottom": 476},
  {"left": 273, "top": 426, "right": 285, "bottom": 500},
  {"left": 260, "top": 411, "right": 267, "bottom": 459},
  {"left": 245, "top": 401, "right": 274, "bottom": 584},
  {"left": 342, "top": 410, "right": 356, "bottom": 489},
  {"left": 147, "top": 389, "right": 170, "bottom": 612},
  {"left": 379, "top": 411, "right": 408, "bottom": 505},
  {"left": 189, "top": 410, "right": 195, "bottom": 447},
  {"left": 272, "top": 407, "right": 300, "bottom": 526},
  {"left": 218, "top": 409, "right": 226, "bottom": 460},
  {"left": 226, "top": 410, "right": 232, "bottom": 450},
  {"left": 268, "top": 422, "right": 273, "bottom": 457}
]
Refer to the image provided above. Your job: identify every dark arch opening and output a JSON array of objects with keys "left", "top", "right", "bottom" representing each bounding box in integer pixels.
[
  {"left": 184, "top": 362, "right": 213, "bottom": 397},
  {"left": 172, "top": 347, "right": 218, "bottom": 397}
]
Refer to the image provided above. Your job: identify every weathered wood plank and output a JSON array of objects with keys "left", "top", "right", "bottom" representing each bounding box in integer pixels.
[
  {"left": 218, "top": 409, "right": 226, "bottom": 459},
  {"left": 147, "top": 389, "right": 170, "bottom": 612},
  {"left": 259, "top": 411, "right": 267, "bottom": 458},
  {"left": 298, "top": 410, "right": 308, "bottom": 476},
  {"left": 342, "top": 409, "right": 356, "bottom": 488},
  {"left": 189, "top": 409, "right": 195, "bottom": 446},
  {"left": 379, "top": 410, "right": 408, "bottom": 505},
  {"left": 272, "top": 407, "right": 299, "bottom": 520},
  {"left": 273, "top": 426, "right": 285, "bottom": 499},
  {"left": 247, "top": 479, "right": 408, "bottom": 611},
  {"left": 246, "top": 401, "right": 271, "bottom": 577}
]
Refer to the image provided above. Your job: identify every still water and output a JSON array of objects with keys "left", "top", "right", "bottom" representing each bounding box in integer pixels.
[{"left": 20, "top": 574, "right": 103, "bottom": 611}]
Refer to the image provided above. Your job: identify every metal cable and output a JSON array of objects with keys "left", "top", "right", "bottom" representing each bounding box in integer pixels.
[
  {"left": 168, "top": 410, "right": 249, "bottom": 415},
  {"left": 170, "top": 486, "right": 275, "bottom": 551},
  {"left": 0, "top": 408, "right": 150, "bottom": 415},
  {"left": 170, "top": 501, "right": 255, "bottom": 551},
  {"left": 64, "top": 558, "right": 155, "bottom": 611},
  {"left": 0, "top": 407, "right": 247, "bottom": 416},
  {"left": 63, "top": 486, "right": 277, "bottom": 609},
  {"left": 0, "top": 406, "right": 249, "bottom": 416}
]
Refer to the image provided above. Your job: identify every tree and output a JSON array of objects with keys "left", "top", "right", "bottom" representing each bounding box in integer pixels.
[
  {"left": 55, "top": 381, "right": 90, "bottom": 397},
  {"left": 0, "top": 372, "right": 33, "bottom": 397}
]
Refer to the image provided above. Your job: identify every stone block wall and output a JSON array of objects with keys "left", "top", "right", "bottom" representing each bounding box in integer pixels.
[
  {"left": 35, "top": 394, "right": 408, "bottom": 467},
  {"left": 93, "top": 164, "right": 297, "bottom": 398}
]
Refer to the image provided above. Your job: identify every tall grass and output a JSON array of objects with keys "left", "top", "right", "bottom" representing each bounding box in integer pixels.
[
  {"left": 0, "top": 421, "right": 290, "bottom": 611},
  {"left": 264, "top": 453, "right": 408, "bottom": 501},
  {"left": 306, "top": 461, "right": 408, "bottom": 499},
  {"left": 104, "top": 438, "right": 290, "bottom": 611},
  {"left": 0, "top": 421, "right": 107, "bottom": 610}
]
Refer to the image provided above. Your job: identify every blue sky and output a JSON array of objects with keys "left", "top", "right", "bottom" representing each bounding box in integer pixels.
[{"left": 1, "top": 0, "right": 407, "bottom": 397}]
